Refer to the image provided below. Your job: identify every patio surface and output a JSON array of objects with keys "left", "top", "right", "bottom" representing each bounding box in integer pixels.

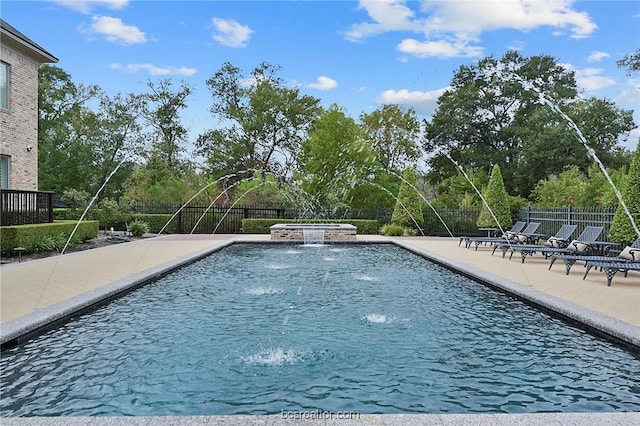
[{"left": 1, "top": 233, "right": 639, "bottom": 425}]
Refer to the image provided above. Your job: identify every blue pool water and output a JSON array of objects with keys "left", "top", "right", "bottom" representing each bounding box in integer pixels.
[{"left": 1, "top": 243, "right": 639, "bottom": 416}]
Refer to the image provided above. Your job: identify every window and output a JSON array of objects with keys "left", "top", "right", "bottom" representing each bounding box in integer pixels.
[
  {"left": 0, "top": 155, "right": 9, "bottom": 189},
  {"left": 0, "top": 61, "right": 9, "bottom": 109}
]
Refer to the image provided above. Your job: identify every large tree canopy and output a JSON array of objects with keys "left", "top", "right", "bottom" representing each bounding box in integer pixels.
[
  {"left": 298, "top": 104, "right": 382, "bottom": 208},
  {"left": 512, "top": 97, "right": 635, "bottom": 195},
  {"left": 423, "top": 51, "right": 578, "bottom": 197},
  {"left": 38, "top": 65, "right": 142, "bottom": 199},
  {"left": 140, "top": 79, "right": 193, "bottom": 177},
  {"left": 359, "top": 104, "right": 421, "bottom": 173},
  {"left": 196, "top": 62, "right": 322, "bottom": 181}
]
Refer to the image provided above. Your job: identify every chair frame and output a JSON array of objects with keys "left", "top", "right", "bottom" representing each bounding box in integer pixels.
[{"left": 583, "top": 260, "right": 640, "bottom": 286}]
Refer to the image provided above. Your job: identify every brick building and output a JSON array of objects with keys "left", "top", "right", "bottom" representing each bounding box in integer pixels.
[{"left": 1, "top": 19, "right": 58, "bottom": 190}]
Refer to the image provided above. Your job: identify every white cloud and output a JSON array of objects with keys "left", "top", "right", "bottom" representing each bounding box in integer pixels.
[
  {"left": 52, "top": 0, "right": 128, "bottom": 14},
  {"left": 397, "top": 38, "right": 483, "bottom": 58},
  {"left": 574, "top": 67, "right": 616, "bottom": 91},
  {"left": 620, "top": 128, "right": 639, "bottom": 151},
  {"left": 89, "top": 16, "right": 146, "bottom": 44},
  {"left": 345, "top": 0, "right": 597, "bottom": 59},
  {"left": 110, "top": 63, "right": 196, "bottom": 76},
  {"left": 587, "top": 51, "right": 610, "bottom": 62},
  {"left": 418, "top": 0, "right": 597, "bottom": 39},
  {"left": 614, "top": 79, "right": 640, "bottom": 104},
  {"left": 306, "top": 76, "right": 338, "bottom": 91},
  {"left": 343, "top": 0, "right": 423, "bottom": 41},
  {"left": 375, "top": 87, "right": 449, "bottom": 116},
  {"left": 212, "top": 18, "right": 253, "bottom": 48}
]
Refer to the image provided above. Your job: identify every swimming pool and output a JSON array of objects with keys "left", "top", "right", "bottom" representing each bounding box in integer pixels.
[{"left": 1, "top": 243, "right": 639, "bottom": 416}]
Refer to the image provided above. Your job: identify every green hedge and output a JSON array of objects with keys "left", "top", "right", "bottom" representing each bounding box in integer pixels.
[
  {"left": 0, "top": 220, "right": 99, "bottom": 255},
  {"left": 241, "top": 218, "right": 379, "bottom": 234}
]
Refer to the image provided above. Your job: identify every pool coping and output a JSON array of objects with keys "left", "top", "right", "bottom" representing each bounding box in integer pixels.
[
  {"left": 1, "top": 236, "right": 639, "bottom": 425},
  {"left": 2, "top": 412, "right": 640, "bottom": 425}
]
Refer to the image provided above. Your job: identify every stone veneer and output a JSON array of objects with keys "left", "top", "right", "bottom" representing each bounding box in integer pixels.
[{"left": 270, "top": 224, "right": 357, "bottom": 242}]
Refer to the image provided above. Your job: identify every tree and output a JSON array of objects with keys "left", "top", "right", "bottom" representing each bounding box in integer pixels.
[
  {"left": 140, "top": 79, "right": 193, "bottom": 176},
  {"left": 512, "top": 99, "right": 635, "bottom": 196},
  {"left": 359, "top": 104, "right": 421, "bottom": 173},
  {"left": 38, "top": 65, "right": 102, "bottom": 194},
  {"left": 476, "top": 164, "right": 512, "bottom": 230},
  {"left": 609, "top": 143, "right": 640, "bottom": 246},
  {"left": 431, "top": 170, "right": 489, "bottom": 208},
  {"left": 424, "top": 51, "right": 577, "bottom": 197},
  {"left": 532, "top": 166, "right": 586, "bottom": 207},
  {"left": 617, "top": 48, "right": 640, "bottom": 75},
  {"left": 578, "top": 163, "right": 627, "bottom": 207},
  {"left": 391, "top": 165, "right": 424, "bottom": 231},
  {"left": 92, "top": 92, "right": 145, "bottom": 199},
  {"left": 197, "top": 62, "right": 322, "bottom": 181},
  {"left": 38, "top": 65, "right": 145, "bottom": 200},
  {"left": 298, "top": 104, "right": 382, "bottom": 208},
  {"left": 230, "top": 172, "right": 289, "bottom": 207}
]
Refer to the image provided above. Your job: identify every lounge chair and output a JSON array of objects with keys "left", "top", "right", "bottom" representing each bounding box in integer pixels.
[
  {"left": 461, "top": 221, "right": 526, "bottom": 249},
  {"left": 489, "top": 222, "right": 541, "bottom": 255},
  {"left": 583, "top": 260, "right": 640, "bottom": 286},
  {"left": 549, "top": 236, "right": 640, "bottom": 275},
  {"left": 511, "top": 225, "right": 604, "bottom": 264},
  {"left": 500, "top": 225, "right": 614, "bottom": 263},
  {"left": 500, "top": 224, "right": 578, "bottom": 262}
]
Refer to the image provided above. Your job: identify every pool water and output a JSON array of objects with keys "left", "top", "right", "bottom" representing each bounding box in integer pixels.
[{"left": 1, "top": 244, "right": 639, "bottom": 416}]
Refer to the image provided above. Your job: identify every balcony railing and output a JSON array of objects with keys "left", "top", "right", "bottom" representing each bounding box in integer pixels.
[{"left": 0, "top": 189, "right": 54, "bottom": 226}]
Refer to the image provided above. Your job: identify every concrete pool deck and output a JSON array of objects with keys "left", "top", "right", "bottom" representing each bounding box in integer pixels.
[{"left": 1, "top": 234, "right": 639, "bottom": 425}]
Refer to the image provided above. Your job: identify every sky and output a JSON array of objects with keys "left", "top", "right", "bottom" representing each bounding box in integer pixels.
[{"left": 2, "top": 0, "right": 639, "bottom": 151}]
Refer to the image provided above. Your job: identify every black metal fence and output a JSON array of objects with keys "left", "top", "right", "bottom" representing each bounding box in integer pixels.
[
  {"left": 128, "top": 204, "right": 620, "bottom": 237},
  {"left": 130, "top": 204, "right": 394, "bottom": 234},
  {"left": 519, "top": 206, "right": 617, "bottom": 241},
  {"left": 0, "top": 189, "right": 54, "bottom": 226},
  {"left": 0, "top": 196, "right": 623, "bottom": 239}
]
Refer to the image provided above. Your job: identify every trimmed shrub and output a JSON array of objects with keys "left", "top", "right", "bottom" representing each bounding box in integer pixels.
[
  {"left": 609, "top": 143, "right": 640, "bottom": 246},
  {"left": 476, "top": 164, "right": 512, "bottom": 231},
  {"left": 380, "top": 223, "right": 405, "bottom": 236},
  {"left": 390, "top": 166, "right": 424, "bottom": 230},
  {"left": 0, "top": 220, "right": 98, "bottom": 255}
]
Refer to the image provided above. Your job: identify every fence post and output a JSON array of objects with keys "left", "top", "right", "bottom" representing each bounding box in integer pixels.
[
  {"left": 47, "top": 192, "right": 53, "bottom": 223},
  {"left": 451, "top": 207, "right": 456, "bottom": 236},
  {"left": 527, "top": 205, "right": 531, "bottom": 223},
  {"left": 568, "top": 205, "right": 573, "bottom": 225},
  {"left": 177, "top": 209, "right": 184, "bottom": 234}
]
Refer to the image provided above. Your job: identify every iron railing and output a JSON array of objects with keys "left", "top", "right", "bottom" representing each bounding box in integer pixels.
[
  {"left": 0, "top": 189, "right": 54, "bottom": 226},
  {"left": 1, "top": 196, "right": 622, "bottom": 239},
  {"left": 519, "top": 206, "right": 617, "bottom": 241},
  {"left": 127, "top": 204, "right": 621, "bottom": 237}
]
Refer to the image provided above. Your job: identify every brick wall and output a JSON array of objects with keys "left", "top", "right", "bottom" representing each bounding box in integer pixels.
[{"left": 0, "top": 45, "right": 39, "bottom": 190}]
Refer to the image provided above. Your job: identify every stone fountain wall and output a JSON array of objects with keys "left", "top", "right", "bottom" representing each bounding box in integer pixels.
[{"left": 270, "top": 224, "right": 356, "bottom": 242}]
